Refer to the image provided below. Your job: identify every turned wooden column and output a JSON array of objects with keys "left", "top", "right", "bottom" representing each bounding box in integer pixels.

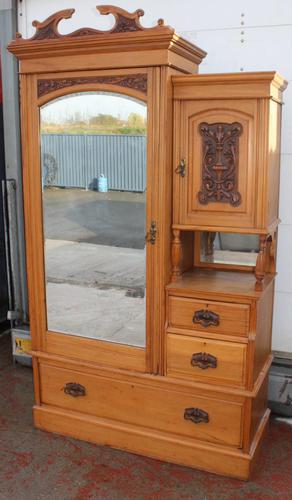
[
  {"left": 255, "top": 234, "right": 268, "bottom": 290},
  {"left": 265, "top": 232, "right": 276, "bottom": 274},
  {"left": 171, "top": 229, "right": 183, "bottom": 281},
  {"left": 205, "top": 231, "right": 216, "bottom": 256}
]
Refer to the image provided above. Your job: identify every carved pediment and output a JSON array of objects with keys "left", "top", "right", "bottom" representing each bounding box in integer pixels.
[
  {"left": 15, "top": 5, "right": 166, "bottom": 42},
  {"left": 8, "top": 5, "right": 206, "bottom": 70}
]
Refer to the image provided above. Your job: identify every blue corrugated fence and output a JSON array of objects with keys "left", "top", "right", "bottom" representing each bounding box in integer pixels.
[{"left": 41, "top": 134, "right": 147, "bottom": 192}]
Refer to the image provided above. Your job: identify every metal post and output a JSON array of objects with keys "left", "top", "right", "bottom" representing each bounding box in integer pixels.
[{"left": 0, "top": 0, "right": 28, "bottom": 324}]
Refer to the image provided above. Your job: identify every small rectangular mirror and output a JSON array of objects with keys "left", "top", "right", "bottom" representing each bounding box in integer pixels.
[{"left": 200, "top": 231, "right": 259, "bottom": 267}]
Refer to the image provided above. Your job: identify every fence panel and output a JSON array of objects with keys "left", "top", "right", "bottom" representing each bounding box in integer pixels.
[{"left": 41, "top": 134, "right": 146, "bottom": 192}]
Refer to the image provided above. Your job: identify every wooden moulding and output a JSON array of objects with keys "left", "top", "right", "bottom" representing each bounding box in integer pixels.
[
  {"left": 172, "top": 221, "right": 281, "bottom": 235},
  {"left": 166, "top": 268, "right": 275, "bottom": 302},
  {"left": 172, "top": 72, "right": 288, "bottom": 102},
  {"left": 31, "top": 349, "right": 273, "bottom": 400}
]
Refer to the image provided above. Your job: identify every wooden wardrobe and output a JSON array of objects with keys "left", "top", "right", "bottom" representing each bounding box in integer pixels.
[{"left": 8, "top": 6, "right": 287, "bottom": 480}]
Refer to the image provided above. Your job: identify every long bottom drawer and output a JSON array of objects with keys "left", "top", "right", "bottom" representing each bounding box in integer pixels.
[{"left": 39, "top": 363, "right": 244, "bottom": 448}]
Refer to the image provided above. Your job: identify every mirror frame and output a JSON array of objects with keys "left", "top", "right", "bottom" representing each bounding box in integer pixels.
[
  {"left": 40, "top": 89, "right": 148, "bottom": 348},
  {"left": 26, "top": 70, "right": 154, "bottom": 373}
]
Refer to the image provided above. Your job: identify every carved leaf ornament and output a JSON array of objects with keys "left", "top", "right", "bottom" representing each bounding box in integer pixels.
[
  {"left": 198, "top": 122, "right": 243, "bottom": 207},
  {"left": 15, "top": 5, "right": 165, "bottom": 41},
  {"left": 37, "top": 74, "right": 147, "bottom": 98}
]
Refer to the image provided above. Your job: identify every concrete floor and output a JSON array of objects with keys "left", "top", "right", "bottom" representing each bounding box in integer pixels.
[
  {"left": 45, "top": 239, "right": 146, "bottom": 346},
  {"left": 46, "top": 281, "right": 145, "bottom": 345},
  {"left": 0, "top": 331, "right": 292, "bottom": 499},
  {"left": 43, "top": 188, "right": 146, "bottom": 249},
  {"left": 45, "top": 239, "right": 145, "bottom": 290},
  {"left": 43, "top": 189, "right": 146, "bottom": 347}
]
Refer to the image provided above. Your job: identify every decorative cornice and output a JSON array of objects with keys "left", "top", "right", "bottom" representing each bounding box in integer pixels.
[
  {"left": 14, "top": 5, "right": 166, "bottom": 42},
  {"left": 37, "top": 73, "right": 147, "bottom": 98},
  {"left": 173, "top": 72, "right": 288, "bottom": 102},
  {"left": 7, "top": 6, "right": 207, "bottom": 71}
]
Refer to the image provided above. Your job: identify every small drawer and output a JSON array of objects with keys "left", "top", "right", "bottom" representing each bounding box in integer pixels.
[
  {"left": 168, "top": 295, "right": 250, "bottom": 337},
  {"left": 167, "top": 333, "right": 247, "bottom": 387},
  {"left": 39, "top": 363, "right": 243, "bottom": 448}
]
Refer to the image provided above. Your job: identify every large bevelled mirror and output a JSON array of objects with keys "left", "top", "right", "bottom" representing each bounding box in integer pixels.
[{"left": 40, "top": 91, "right": 147, "bottom": 347}]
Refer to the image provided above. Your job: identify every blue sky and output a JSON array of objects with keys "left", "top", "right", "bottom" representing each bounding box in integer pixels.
[{"left": 41, "top": 92, "right": 147, "bottom": 124}]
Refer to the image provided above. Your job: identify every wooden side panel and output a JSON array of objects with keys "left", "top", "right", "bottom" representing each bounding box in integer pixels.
[
  {"left": 267, "top": 100, "right": 282, "bottom": 227},
  {"left": 39, "top": 363, "right": 244, "bottom": 448},
  {"left": 166, "top": 333, "right": 247, "bottom": 387},
  {"left": 253, "top": 281, "right": 274, "bottom": 383},
  {"left": 249, "top": 374, "right": 269, "bottom": 445}
]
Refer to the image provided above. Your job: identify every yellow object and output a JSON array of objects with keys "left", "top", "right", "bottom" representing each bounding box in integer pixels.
[{"left": 15, "top": 337, "right": 31, "bottom": 355}]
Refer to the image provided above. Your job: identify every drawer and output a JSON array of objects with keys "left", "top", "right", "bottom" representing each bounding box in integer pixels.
[
  {"left": 166, "top": 333, "right": 247, "bottom": 387},
  {"left": 39, "top": 363, "right": 244, "bottom": 448},
  {"left": 168, "top": 295, "right": 250, "bottom": 337}
]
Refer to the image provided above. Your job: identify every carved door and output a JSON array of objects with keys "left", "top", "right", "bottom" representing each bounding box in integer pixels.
[{"left": 174, "top": 99, "right": 259, "bottom": 230}]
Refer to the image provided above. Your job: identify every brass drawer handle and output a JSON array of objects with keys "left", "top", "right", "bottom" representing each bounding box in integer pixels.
[
  {"left": 64, "top": 382, "right": 86, "bottom": 397},
  {"left": 184, "top": 407, "right": 209, "bottom": 424},
  {"left": 193, "top": 309, "right": 220, "bottom": 328},
  {"left": 191, "top": 352, "right": 217, "bottom": 370}
]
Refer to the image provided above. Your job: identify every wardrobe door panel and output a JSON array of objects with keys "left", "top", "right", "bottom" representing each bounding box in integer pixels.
[{"left": 176, "top": 100, "right": 258, "bottom": 230}]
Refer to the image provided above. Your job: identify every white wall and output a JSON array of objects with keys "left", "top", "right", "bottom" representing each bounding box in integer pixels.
[{"left": 18, "top": 0, "right": 292, "bottom": 352}]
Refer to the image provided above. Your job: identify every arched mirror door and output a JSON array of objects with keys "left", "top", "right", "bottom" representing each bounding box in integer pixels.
[{"left": 40, "top": 91, "right": 147, "bottom": 348}]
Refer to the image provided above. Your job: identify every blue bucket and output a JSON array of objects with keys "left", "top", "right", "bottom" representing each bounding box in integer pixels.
[{"left": 98, "top": 174, "right": 108, "bottom": 192}]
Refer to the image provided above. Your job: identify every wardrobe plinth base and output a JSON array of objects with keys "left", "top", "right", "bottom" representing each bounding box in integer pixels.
[{"left": 33, "top": 405, "right": 270, "bottom": 481}]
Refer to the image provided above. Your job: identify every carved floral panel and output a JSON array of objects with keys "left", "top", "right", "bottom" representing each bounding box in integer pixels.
[
  {"left": 38, "top": 74, "right": 148, "bottom": 98},
  {"left": 198, "top": 122, "right": 243, "bottom": 207}
]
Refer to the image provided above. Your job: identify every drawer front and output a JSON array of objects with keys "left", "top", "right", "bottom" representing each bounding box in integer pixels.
[
  {"left": 168, "top": 295, "right": 250, "bottom": 337},
  {"left": 39, "top": 363, "right": 243, "bottom": 448},
  {"left": 167, "top": 333, "right": 247, "bottom": 387}
]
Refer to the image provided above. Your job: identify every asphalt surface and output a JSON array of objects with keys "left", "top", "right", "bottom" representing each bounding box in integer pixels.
[{"left": 43, "top": 188, "right": 146, "bottom": 249}]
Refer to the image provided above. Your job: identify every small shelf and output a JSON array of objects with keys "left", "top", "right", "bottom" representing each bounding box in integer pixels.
[{"left": 167, "top": 268, "right": 274, "bottom": 300}]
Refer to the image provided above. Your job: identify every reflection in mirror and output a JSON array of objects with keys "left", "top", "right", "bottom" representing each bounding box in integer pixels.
[
  {"left": 200, "top": 232, "right": 259, "bottom": 267},
  {"left": 40, "top": 92, "right": 147, "bottom": 347}
]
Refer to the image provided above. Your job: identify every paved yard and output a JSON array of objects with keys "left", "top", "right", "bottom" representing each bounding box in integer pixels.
[
  {"left": 43, "top": 188, "right": 146, "bottom": 249},
  {"left": 42, "top": 189, "right": 146, "bottom": 347}
]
